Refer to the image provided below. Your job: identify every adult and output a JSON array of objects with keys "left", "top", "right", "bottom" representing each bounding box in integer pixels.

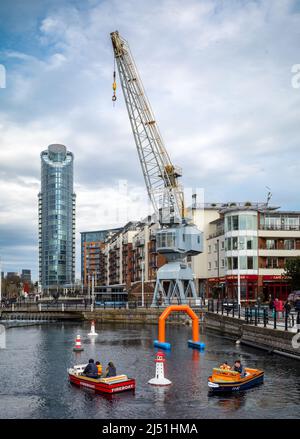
[
  {"left": 105, "top": 362, "right": 117, "bottom": 378},
  {"left": 83, "top": 359, "right": 98, "bottom": 378},
  {"left": 232, "top": 360, "right": 245, "bottom": 377}
]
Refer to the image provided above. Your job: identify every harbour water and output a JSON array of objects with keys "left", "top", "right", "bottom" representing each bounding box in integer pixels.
[{"left": 0, "top": 322, "right": 299, "bottom": 419}]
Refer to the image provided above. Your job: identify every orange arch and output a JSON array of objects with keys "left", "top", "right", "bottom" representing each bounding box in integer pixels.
[{"left": 158, "top": 305, "right": 199, "bottom": 343}]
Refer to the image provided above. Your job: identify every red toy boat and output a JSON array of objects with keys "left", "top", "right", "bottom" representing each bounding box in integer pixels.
[{"left": 68, "top": 364, "right": 135, "bottom": 394}]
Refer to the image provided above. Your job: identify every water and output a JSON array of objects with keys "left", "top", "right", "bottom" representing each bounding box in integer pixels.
[{"left": 0, "top": 322, "right": 299, "bottom": 419}]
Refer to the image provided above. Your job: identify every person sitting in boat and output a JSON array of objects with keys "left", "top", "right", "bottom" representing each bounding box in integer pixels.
[
  {"left": 83, "top": 359, "right": 98, "bottom": 378},
  {"left": 105, "top": 361, "right": 117, "bottom": 377},
  {"left": 232, "top": 360, "right": 246, "bottom": 377},
  {"left": 220, "top": 362, "right": 231, "bottom": 370},
  {"left": 95, "top": 361, "right": 102, "bottom": 376}
]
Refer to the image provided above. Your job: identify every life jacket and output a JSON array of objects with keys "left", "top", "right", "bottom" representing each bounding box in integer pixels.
[{"left": 97, "top": 364, "right": 102, "bottom": 374}]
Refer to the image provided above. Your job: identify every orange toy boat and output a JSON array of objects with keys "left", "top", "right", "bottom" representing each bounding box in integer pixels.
[{"left": 208, "top": 367, "right": 264, "bottom": 393}]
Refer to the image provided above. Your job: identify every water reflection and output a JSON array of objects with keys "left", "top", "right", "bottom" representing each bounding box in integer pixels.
[{"left": 212, "top": 392, "right": 247, "bottom": 412}]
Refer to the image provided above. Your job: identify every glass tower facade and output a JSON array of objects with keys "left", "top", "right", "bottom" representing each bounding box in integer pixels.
[{"left": 38, "top": 144, "right": 76, "bottom": 290}]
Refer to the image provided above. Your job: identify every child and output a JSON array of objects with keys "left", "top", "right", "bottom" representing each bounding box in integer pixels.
[{"left": 95, "top": 361, "right": 102, "bottom": 376}]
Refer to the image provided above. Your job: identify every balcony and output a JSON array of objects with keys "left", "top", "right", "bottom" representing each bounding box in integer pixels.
[
  {"left": 260, "top": 224, "right": 300, "bottom": 231},
  {"left": 135, "top": 238, "right": 145, "bottom": 247}
]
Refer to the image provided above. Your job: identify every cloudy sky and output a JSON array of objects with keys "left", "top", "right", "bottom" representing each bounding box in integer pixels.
[{"left": 0, "top": 0, "right": 299, "bottom": 281}]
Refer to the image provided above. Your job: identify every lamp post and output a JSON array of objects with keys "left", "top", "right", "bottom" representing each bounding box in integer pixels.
[
  {"left": 237, "top": 255, "right": 241, "bottom": 307},
  {"left": 87, "top": 273, "right": 90, "bottom": 303},
  {"left": 141, "top": 260, "right": 145, "bottom": 307},
  {"left": 91, "top": 273, "right": 95, "bottom": 311},
  {"left": 237, "top": 237, "right": 243, "bottom": 307}
]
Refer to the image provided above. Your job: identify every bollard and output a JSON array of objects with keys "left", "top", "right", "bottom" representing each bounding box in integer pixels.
[
  {"left": 285, "top": 311, "right": 288, "bottom": 331},
  {"left": 254, "top": 308, "right": 258, "bottom": 326},
  {"left": 62, "top": 303, "right": 64, "bottom": 312},
  {"left": 232, "top": 305, "right": 235, "bottom": 318},
  {"left": 238, "top": 304, "right": 241, "bottom": 319},
  {"left": 222, "top": 301, "right": 224, "bottom": 315},
  {"left": 217, "top": 300, "right": 219, "bottom": 314},
  {"left": 297, "top": 312, "right": 300, "bottom": 333},
  {"left": 274, "top": 310, "right": 277, "bottom": 329}
]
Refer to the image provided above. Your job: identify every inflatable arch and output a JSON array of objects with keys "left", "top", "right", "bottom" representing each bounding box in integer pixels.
[{"left": 154, "top": 305, "right": 205, "bottom": 350}]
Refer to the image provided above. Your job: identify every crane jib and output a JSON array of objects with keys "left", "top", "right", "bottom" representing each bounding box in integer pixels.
[{"left": 110, "top": 30, "right": 184, "bottom": 225}]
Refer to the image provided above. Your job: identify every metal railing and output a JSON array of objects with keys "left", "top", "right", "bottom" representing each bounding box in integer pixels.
[
  {"left": 207, "top": 299, "right": 300, "bottom": 333},
  {"left": 1, "top": 297, "right": 207, "bottom": 313}
]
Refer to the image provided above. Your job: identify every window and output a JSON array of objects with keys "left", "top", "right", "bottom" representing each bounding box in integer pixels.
[
  {"left": 227, "top": 258, "right": 232, "bottom": 270},
  {"left": 214, "top": 260, "right": 218, "bottom": 269},
  {"left": 232, "top": 257, "right": 238, "bottom": 270},
  {"left": 208, "top": 245, "right": 211, "bottom": 254},
  {"left": 239, "top": 256, "right": 247, "bottom": 270},
  {"left": 232, "top": 216, "right": 239, "bottom": 231},
  {"left": 266, "top": 239, "right": 276, "bottom": 250},
  {"left": 284, "top": 239, "right": 295, "bottom": 250},
  {"left": 232, "top": 237, "right": 238, "bottom": 250},
  {"left": 246, "top": 237, "right": 257, "bottom": 250},
  {"left": 221, "top": 259, "right": 225, "bottom": 268},
  {"left": 226, "top": 238, "right": 231, "bottom": 251},
  {"left": 266, "top": 257, "right": 279, "bottom": 269},
  {"left": 214, "top": 243, "right": 218, "bottom": 252},
  {"left": 247, "top": 257, "right": 253, "bottom": 270},
  {"left": 221, "top": 241, "right": 224, "bottom": 250},
  {"left": 225, "top": 216, "right": 231, "bottom": 232},
  {"left": 208, "top": 262, "right": 211, "bottom": 270}
]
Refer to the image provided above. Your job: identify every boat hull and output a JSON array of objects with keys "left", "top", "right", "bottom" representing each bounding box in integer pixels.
[
  {"left": 69, "top": 373, "right": 135, "bottom": 394},
  {"left": 208, "top": 369, "right": 264, "bottom": 394}
]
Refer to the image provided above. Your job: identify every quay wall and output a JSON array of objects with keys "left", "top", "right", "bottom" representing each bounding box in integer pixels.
[
  {"left": 205, "top": 312, "right": 300, "bottom": 360},
  {"left": 0, "top": 308, "right": 204, "bottom": 325}
]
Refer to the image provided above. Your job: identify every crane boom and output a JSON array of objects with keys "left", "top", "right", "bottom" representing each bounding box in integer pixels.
[
  {"left": 110, "top": 30, "right": 203, "bottom": 306},
  {"left": 110, "top": 31, "right": 184, "bottom": 225}
]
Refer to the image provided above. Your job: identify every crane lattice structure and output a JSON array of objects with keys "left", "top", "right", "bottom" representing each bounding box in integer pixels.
[{"left": 111, "top": 31, "right": 203, "bottom": 306}]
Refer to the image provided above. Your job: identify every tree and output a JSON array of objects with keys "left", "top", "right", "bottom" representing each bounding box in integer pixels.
[{"left": 284, "top": 257, "right": 300, "bottom": 291}]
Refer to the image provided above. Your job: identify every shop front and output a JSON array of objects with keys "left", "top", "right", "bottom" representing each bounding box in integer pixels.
[
  {"left": 207, "top": 274, "right": 291, "bottom": 302},
  {"left": 262, "top": 275, "right": 291, "bottom": 301}
]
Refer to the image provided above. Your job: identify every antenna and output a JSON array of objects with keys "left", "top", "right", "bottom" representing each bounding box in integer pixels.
[{"left": 265, "top": 186, "right": 272, "bottom": 206}]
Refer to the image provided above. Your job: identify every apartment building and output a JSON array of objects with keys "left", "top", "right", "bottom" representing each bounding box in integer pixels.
[
  {"left": 82, "top": 203, "right": 300, "bottom": 303},
  {"left": 204, "top": 204, "right": 300, "bottom": 301},
  {"left": 81, "top": 228, "right": 121, "bottom": 286}
]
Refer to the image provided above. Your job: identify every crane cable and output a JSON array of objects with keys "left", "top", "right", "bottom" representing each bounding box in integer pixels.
[{"left": 112, "top": 57, "right": 117, "bottom": 103}]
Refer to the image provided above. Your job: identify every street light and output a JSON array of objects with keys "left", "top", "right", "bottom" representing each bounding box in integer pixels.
[{"left": 141, "top": 260, "right": 145, "bottom": 307}]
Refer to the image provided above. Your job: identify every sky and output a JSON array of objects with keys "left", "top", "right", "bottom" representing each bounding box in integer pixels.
[{"left": 0, "top": 0, "right": 300, "bottom": 281}]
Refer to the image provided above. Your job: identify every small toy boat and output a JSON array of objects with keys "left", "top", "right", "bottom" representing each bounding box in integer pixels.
[
  {"left": 208, "top": 367, "right": 264, "bottom": 393},
  {"left": 68, "top": 364, "right": 135, "bottom": 394}
]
